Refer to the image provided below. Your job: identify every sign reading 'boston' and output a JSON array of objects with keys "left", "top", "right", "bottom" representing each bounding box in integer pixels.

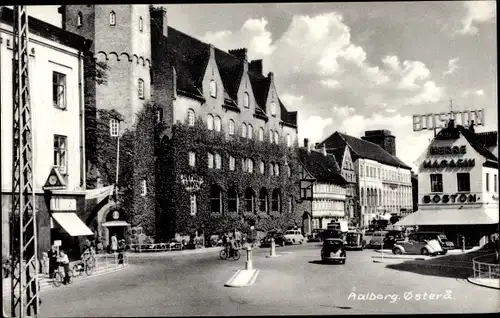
[{"left": 422, "top": 193, "right": 478, "bottom": 204}]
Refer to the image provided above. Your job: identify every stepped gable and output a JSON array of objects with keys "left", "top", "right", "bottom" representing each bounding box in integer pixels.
[
  {"left": 162, "top": 26, "right": 297, "bottom": 127},
  {"left": 298, "top": 148, "right": 347, "bottom": 185},
  {"left": 320, "top": 132, "right": 412, "bottom": 169}
]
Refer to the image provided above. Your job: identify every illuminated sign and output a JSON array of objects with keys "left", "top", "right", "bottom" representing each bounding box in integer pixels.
[
  {"left": 422, "top": 193, "right": 478, "bottom": 204},
  {"left": 421, "top": 159, "right": 475, "bottom": 169},
  {"left": 429, "top": 146, "right": 466, "bottom": 155},
  {"left": 412, "top": 109, "right": 484, "bottom": 132}
]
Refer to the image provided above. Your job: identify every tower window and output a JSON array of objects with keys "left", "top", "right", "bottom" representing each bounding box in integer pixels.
[
  {"left": 77, "top": 12, "right": 83, "bottom": 27},
  {"left": 138, "top": 79, "right": 144, "bottom": 99},
  {"left": 210, "top": 80, "right": 217, "bottom": 98},
  {"left": 139, "top": 17, "right": 143, "bottom": 32},
  {"left": 52, "top": 71, "right": 67, "bottom": 110},
  {"left": 110, "top": 11, "right": 116, "bottom": 26},
  {"left": 141, "top": 179, "right": 147, "bottom": 196},
  {"left": 270, "top": 102, "right": 277, "bottom": 116},
  {"left": 109, "top": 119, "right": 119, "bottom": 137},
  {"left": 243, "top": 92, "right": 250, "bottom": 108}
]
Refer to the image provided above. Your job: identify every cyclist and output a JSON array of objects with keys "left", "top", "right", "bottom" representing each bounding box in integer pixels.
[
  {"left": 228, "top": 236, "right": 238, "bottom": 257},
  {"left": 57, "top": 249, "right": 71, "bottom": 285}
]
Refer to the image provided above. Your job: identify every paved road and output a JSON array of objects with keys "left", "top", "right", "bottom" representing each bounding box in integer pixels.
[{"left": 7, "top": 244, "right": 499, "bottom": 316}]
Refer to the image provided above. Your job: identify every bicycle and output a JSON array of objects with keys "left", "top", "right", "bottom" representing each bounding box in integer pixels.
[
  {"left": 72, "top": 256, "right": 95, "bottom": 277},
  {"left": 52, "top": 265, "right": 73, "bottom": 287},
  {"left": 219, "top": 247, "right": 241, "bottom": 261}
]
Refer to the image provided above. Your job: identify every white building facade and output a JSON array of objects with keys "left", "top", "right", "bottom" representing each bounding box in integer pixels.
[
  {"left": 1, "top": 9, "right": 92, "bottom": 258},
  {"left": 311, "top": 183, "right": 347, "bottom": 229},
  {"left": 398, "top": 121, "right": 498, "bottom": 247},
  {"left": 357, "top": 159, "right": 412, "bottom": 226}
]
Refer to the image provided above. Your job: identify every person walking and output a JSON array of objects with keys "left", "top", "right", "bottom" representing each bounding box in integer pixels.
[
  {"left": 111, "top": 234, "right": 118, "bottom": 254},
  {"left": 47, "top": 245, "right": 58, "bottom": 279},
  {"left": 57, "top": 249, "right": 70, "bottom": 285}
]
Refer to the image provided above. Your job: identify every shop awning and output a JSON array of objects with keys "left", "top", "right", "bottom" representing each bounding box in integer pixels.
[
  {"left": 85, "top": 185, "right": 114, "bottom": 201},
  {"left": 395, "top": 208, "right": 499, "bottom": 226},
  {"left": 102, "top": 220, "right": 131, "bottom": 227},
  {"left": 52, "top": 212, "right": 94, "bottom": 236}
]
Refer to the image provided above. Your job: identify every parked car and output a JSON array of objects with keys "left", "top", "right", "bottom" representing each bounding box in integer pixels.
[
  {"left": 344, "top": 231, "right": 366, "bottom": 250},
  {"left": 321, "top": 238, "right": 346, "bottom": 264},
  {"left": 383, "top": 230, "right": 405, "bottom": 249},
  {"left": 392, "top": 232, "right": 444, "bottom": 256},
  {"left": 284, "top": 230, "right": 306, "bottom": 245},
  {"left": 260, "top": 231, "right": 286, "bottom": 247},
  {"left": 369, "top": 231, "right": 388, "bottom": 247},
  {"left": 415, "top": 231, "right": 455, "bottom": 254},
  {"left": 308, "top": 229, "right": 325, "bottom": 242}
]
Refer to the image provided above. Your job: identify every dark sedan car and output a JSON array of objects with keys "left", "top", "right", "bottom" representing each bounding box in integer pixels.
[
  {"left": 321, "top": 238, "right": 346, "bottom": 264},
  {"left": 260, "top": 231, "right": 286, "bottom": 247},
  {"left": 383, "top": 230, "right": 405, "bottom": 248}
]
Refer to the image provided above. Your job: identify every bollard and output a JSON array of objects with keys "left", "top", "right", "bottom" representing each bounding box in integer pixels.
[
  {"left": 270, "top": 238, "right": 276, "bottom": 257},
  {"left": 462, "top": 236, "right": 465, "bottom": 252},
  {"left": 245, "top": 246, "right": 253, "bottom": 270}
]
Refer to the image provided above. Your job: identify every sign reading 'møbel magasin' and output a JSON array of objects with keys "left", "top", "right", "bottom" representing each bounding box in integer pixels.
[{"left": 412, "top": 109, "right": 484, "bottom": 132}]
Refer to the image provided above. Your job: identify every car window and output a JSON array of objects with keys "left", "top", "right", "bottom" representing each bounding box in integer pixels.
[
  {"left": 285, "top": 231, "right": 294, "bottom": 235},
  {"left": 438, "top": 234, "right": 448, "bottom": 241}
]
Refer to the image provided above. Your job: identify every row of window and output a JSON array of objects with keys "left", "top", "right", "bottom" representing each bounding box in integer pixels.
[
  {"left": 76, "top": 11, "right": 144, "bottom": 32},
  {"left": 195, "top": 185, "right": 292, "bottom": 215},
  {"left": 359, "top": 164, "right": 411, "bottom": 183},
  {"left": 192, "top": 151, "right": 291, "bottom": 176},
  {"left": 359, "top": 186, "right": 412, "bottom": 206},
  {"left": 430, "top": 173, "right": 470, "bottom": 193},
  {"left": 485, "top": 173, "right": 498, "bottom": 193},
  {"left": 187, "top": 110, "right": 293, "bottom": 146},
  {"left": 207, "top": 79, "right": 277, "bottom": 117},
  {"left": 53, "top": 70, "right": 144, "bottom": 112}
]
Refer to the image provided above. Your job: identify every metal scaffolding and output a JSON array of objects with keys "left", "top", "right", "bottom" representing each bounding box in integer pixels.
[{"left": 10, "top": 5, "right": 39, "bottom": 317}]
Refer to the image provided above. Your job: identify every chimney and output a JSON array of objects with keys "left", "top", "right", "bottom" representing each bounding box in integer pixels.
[
  {"left": 268, "top": 72, "right": 274, "bottom": 81},
  {"left": 304, "top": 138, "right": 309, "bottom": 150},
  {"left": 249, "top": 59, "right": 263, "bottom": 74},
  {"left": 469, "top": 120, "right": 475, "bottom": 133},
  {"left": 151, "top": 6, "right": 168, "bottom": 37},
  {"left": 58, "top": 6, "right": 67, "bottom": 30},
  {"left": 228, "top": 48, "right": 247, "bottom": 61}
]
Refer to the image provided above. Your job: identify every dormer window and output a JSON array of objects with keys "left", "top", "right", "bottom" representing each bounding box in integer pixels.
[
  {"left": 110, "top": 11, "right": 116, "bottom": 26},
  {"left": 139, "top": 17, "right": 143, "bottom": 32},
  {"left": 270, "top": 102, "right": 277, "bottom": 116},
  {"left": 210, "top": 80, "right": 217, "bottom": 98},
  {"left": 243, "top": 92, "right": 250, "bottom": 108},
  {"left": 77, "top": 12, "right": 83, "bottom": 27}
]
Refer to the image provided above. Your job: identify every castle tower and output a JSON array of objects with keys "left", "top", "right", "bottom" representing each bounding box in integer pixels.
[{"left": 58, "top": 5, "right": 152, "bottom": 128}]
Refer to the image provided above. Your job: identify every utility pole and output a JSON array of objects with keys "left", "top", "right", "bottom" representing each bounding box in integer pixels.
[{"left": 10, "top": 5, "right": 39, "bottom": 317}]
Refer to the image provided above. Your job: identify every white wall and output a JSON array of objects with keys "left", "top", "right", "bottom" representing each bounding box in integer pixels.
[{"left": 1, "top": 23, "right": 83, "bottom": 193}]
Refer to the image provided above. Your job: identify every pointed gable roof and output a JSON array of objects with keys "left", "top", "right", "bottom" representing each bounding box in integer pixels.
[
  {"left": 319, "top": 132, "right": 412, "bottom": 170},
  {"left": 298, "top": 148, "right": 347, "bottom": 186},
  {"left": 327, "top": 148, "right": 347, "bottom": 167},
  {"left": 437, "top": 125, "right": 498, "bottom": 162},
  {"left": 214, "top": 48, "right": 244, "bottom": 101}
]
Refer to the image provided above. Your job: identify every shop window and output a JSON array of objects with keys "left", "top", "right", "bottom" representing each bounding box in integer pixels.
[
  {"left": 430, "top": 174, "right": 443, "bottom": 193},
  {"left": 457, "top": 173, "right": 470, "bottom": 192}
]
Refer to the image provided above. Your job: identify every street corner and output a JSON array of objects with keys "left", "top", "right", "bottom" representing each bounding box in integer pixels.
[
  {"left": 467, "top": 277, "right": 500, "bottom": 290},
  {"left": 224, "top": 269, "right": 260, "bottom": 288}
]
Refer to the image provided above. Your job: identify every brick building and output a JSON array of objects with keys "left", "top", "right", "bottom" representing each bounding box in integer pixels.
[{"left": 150, "top": 8, "right": 302, "bottom": 240}]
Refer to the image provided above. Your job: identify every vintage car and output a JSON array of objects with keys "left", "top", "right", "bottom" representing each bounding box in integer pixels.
[
  {"left": 284, "top": 230, "right": 306, "bottom": 245},
  {"left": 369, "top": 231, "right": 389, "bottom": 248},
  {"left": 260, "top": 231, "right": 286, "bottom": 247},
  {"left": 392, "top": 233, "right": 444, "bottom": 256},
  {"left": 321, "top": 238, "right": 346, "bottom": 264},
  {"left": 382, "top": 230, "right": 405, "bottom": 249},
  {"left": 308, "top": 229, "right": 325, "bottom": 242},
  {"left": 344, "top": 231, "right": 366, "bottom": 250},
  {"left": 415, "top": 231, "right": 455, "bottom": 255}
]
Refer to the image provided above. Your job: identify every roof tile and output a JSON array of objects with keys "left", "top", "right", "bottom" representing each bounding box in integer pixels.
[{"left": 298, "top": 148, "right": 347, "bottom": 185}]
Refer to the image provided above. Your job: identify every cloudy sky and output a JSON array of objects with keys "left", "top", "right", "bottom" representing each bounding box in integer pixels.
[{"left": 29, "top": 2, "right": 497, "bottom": 170}]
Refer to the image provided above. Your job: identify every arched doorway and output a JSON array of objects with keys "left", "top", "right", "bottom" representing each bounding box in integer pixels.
[{"left": 101, "top": 208, "right": 131, "bottom": 252}]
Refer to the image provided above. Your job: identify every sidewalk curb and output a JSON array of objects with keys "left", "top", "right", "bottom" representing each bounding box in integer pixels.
[
  {"left": 371, "top": 256, "right": 426, "bottom": 261},
  {"left": 126, "top": 247, "right": 221, "bottom": 258},
  {"left": 467, "top": 277, "right": 500, "bottom": 290}
]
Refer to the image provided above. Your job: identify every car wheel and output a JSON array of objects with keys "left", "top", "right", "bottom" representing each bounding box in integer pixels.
[
  {"left": 292, "top": 239, "right": 296, "bottom": 245},
  {"left": 420, "top": 248, "right": 429, "bottom": 256},
  {"left": 393, "top": 247, "right": 403, "bottom": 255},
  {"left": 299, "top": 239, "right": 303, "bottom": 244},
  {"left": 440, "top": 250, "right": 447, "bottom": 255},
  {"left": 341, "top": 260, "right": 346, "bottom": 264}
]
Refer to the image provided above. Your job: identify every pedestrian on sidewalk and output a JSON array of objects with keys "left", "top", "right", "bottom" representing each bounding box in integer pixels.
[
  {"left": 111, "top": 234, "right": 118, "bottom": 254},
  {"left": 57, "top": 250, "right": 71, "bottom": 285},
  {"left": 47, "top": 245, "right": 58, "bottom": 279}
]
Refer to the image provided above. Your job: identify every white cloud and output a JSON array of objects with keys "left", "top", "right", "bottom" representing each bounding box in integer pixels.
[
  {"left": 460, "top": 1, "right": 496, "bottom": 35},
  {"left": 398, "top": 61, "right": 431, "bottom": 90},
  {"left": 404, "top": 81, "right": 444, "bottom": 105},
  {"left": 476, "top": 89, "right": 485, "bottom": 96},
  {"left": 444, "top": 58, "right": 459, "bottom": 76},
  {"left": 461, "top": 88, "right": 485, "bottom": 98},
  {"left": 297, "top": 114, "right": 333, "bottom": 146},
  {"left": 320, "top": 79, "right": 340, "bottom": 88}
]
